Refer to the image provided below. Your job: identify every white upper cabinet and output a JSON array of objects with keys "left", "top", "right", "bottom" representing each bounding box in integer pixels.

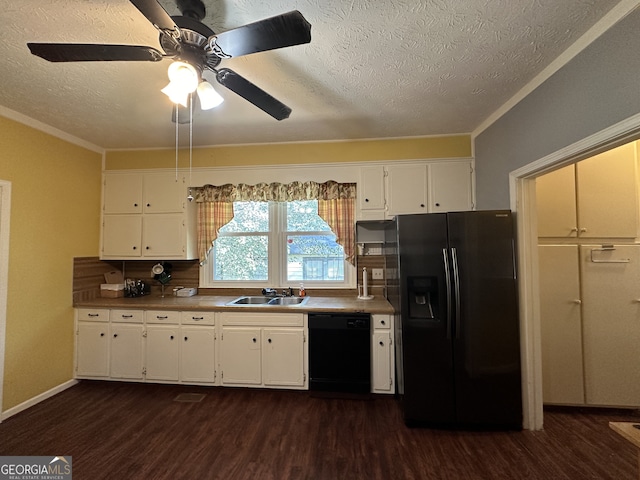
[
  {"left": 386, "top": 164, "right": 428, "bottom": 216},
  {"left": 537, "top": 141, "right": 639, "bottom": 239},
  {"left": 101, "top": 171, "right": 197, "bottom": 260},
  {"left": 576, "top": 142, "right": 638, "bottom": 238},
  {"left": 359, "top": 165, "right": 386, "bottom": 212},
  {"left": 142, "top": 173, "right": 186, "bottom": 214},
  {"left": 103, "top": 174, "right": 143, "bottom": 214},
  {"left": 536, "top": 165, "right": 578, "bottom": 237},
  {"left": 428, "top": 161, "right": 473, "bottom": 212},
  {"left": 385, "top": 160, "right": 474, "bottom": 217}
]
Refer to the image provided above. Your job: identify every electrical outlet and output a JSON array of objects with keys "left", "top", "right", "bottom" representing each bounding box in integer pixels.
[{"left": 372, "top": 268, "right": 384, "bottom": 280}]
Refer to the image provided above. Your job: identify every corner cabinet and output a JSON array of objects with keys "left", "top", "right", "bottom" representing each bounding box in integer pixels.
[{"left": 101, "top": 172, "right": 198, "bottom": 260}]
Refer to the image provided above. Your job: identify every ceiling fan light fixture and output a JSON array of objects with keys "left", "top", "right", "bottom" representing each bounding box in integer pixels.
[
  {"left": 167, "top": 61, "right": 199, "bottom": 92},
  {"left": 161, "top": 81, "right": 190, "bottom": 107},
  {"left": 197, "top": 80, "right": 224, "bottom": 110}
]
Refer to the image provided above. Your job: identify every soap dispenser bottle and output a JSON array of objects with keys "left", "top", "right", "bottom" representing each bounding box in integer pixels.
[{"left": 299, "top": 283, "right": 306, "bottom": 297}]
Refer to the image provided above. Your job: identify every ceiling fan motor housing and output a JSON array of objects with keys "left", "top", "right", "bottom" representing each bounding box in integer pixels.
[
  {"left": 176, "top": 0, "right": 206, "bottom": 20},
  {"left": 160, "top": 15, "right": 221, "bottom": 70}
]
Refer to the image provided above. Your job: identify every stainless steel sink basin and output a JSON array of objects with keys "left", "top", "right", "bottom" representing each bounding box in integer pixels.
[
  {"left": 228, "top": 296, "right": 272, "bottom": 305},
  {"left": 267, "top": 296, "right": 309, "bottom": 306},
  {"left": 227, "top": 295, "right": 309, "bottom": 306}
]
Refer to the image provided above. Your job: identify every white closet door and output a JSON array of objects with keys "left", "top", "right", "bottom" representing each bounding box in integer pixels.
[
  {"left": 581, "top": 244, "right": 640, "bottom": 406},
  {"left": 538, "top": 245, "right": 584, "bottom": 404}
]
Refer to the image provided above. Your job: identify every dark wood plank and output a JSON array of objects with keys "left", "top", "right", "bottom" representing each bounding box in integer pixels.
[{"left": 1, "top": 381, "right": 638, "bottom": 479}]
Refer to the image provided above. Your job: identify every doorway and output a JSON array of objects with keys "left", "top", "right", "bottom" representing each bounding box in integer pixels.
[{"left": 510, "top": 112, "right": 640, "bottom": 430}]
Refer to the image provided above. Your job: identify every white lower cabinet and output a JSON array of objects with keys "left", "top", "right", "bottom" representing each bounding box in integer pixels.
[
  {"left": 146, "top": 325, "right": 180, "bottom": 381},
  {"left": 76, "top": 308, "right": 390, "bottom": 393},
  {"left": 220, "top": 327, "right": 263, "bottom": 385},
  {"left": 181, "top": 326, "right": 216, "bottom": 383},
  {"left": 219, "top": 312, "right": 307, "bottom": 390},
  {"left": 76, "top": 317, "right": 110, "bottom": 378},
  {"left": 263, "top": 329, "right": 305, "bottom": 387},
  {"left": 110, "top": 323, "right": 145, "bottom": 379},
  {"left": 371, "top": 314, "right": 395, "bottom": 394}
]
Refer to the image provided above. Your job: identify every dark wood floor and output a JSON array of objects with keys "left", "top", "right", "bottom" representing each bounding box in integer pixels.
[{"left": 1, "top": 381, "right": 638, "bottom": 479}]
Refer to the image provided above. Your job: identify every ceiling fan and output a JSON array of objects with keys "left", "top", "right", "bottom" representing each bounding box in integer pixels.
[{"left": 27, "top": 0, "right": 312, "bottom": 121}]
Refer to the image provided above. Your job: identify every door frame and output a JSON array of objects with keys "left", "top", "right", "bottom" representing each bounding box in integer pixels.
[
  {"left": 0, "top": 180, "right": 11, "bottom": 421},
  {"left": 510, "top": 112, "right": 640, "bottom": 430}
]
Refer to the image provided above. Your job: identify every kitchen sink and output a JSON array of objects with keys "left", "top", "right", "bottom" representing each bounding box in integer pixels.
[
  {"left": 267, "top": 296, "right": 309, "bottom": 306},
  {"left": 228, "top": 296, "right": 272, "bottom": 305},
  {"left": 227, "top": 295, "right": 309, "bottom": 306}
]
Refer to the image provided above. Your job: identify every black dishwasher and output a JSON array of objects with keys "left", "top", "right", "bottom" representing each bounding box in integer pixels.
[{"left": 308, "top": 312, "right": 371, "bottom": 393}]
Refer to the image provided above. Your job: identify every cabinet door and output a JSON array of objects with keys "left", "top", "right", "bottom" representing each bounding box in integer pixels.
[
  {"left": 536, "top": 165, "right": 578, "bottom": 238},
  {"left": 76, "top": 323, "right": 109, "bottom": 377},
  {"left": 142, "top": 214, "right": 185, "bottom": 258},
  {"left": 143, "top": 173, "right": 186, "bottom": 214},
  {"left": 359, "top": 165, "right": 385, "bottom": 211},
  {"left": 577, "top": 142, "right": 638, "bottom": 238},
  {"left": 372, "top": 331, "right": 393, "bottom": 392},
  {"left": 263, "top": 329, "right": 305, "bottom": 387},
  {"left": 581, "top": 244, "right": 640, "bottom": 406},
  {"left": 428, "top": 162, "right": 473, "bottom": 212},
  {"left": 220, "top": 327, "right": 262, "bottom": 385},
  {"left": 110, "top": 324, "right": 144, "bottom": 379},
  {"left": 146, "top": 326, "right": 180, "bottom": 381},
  {"left": 102, "top": 215, "right": 142, "bottom": 257},
  {"left": 386, "top": 164, "right": 428, "bottom": 215},
  {"left": 103, "top": 174, "right": 143, "bottom": 214},
  {"left": 538, "top": 245, "right": 584, "bottom": 404},
  {"left": 181, "top": 327, "right": 216, "bottom": 383}
]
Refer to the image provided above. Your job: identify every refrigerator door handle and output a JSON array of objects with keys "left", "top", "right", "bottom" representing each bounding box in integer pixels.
[
  {"left": 451, "top": 247, "right": 461, "bottom": 340},
  {"left": 442, "top": 248, "right": 452, "bottom": 339}
]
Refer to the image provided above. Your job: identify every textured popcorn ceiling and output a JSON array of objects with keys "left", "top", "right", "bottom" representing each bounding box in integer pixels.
[{"left": 0, "top": 0, "right": 622, "bottom": 149}]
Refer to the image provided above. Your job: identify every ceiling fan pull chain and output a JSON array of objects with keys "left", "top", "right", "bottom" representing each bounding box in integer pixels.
[
  {"left": 187, "top": 93, "right": 194, "bottom": 202},
  {"left": 175, "top": 104, "right": 179, "bottom": 182}
]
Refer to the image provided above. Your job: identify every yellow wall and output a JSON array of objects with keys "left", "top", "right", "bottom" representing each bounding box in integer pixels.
[
  {"left": 105, "top": 135, "right": 471, "bottom": 170},
  {"left": 0, "top": 117, "right": 102, "bottom": 411}
]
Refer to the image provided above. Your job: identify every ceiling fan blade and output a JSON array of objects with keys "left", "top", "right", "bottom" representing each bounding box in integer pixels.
[
  {"left": 129, "top": 0, "right": 180, "bottom": 37},
  {"left": 206, "top": 10, "right": 311, "bottom": 59},
  {"left": 216, "top": 68, "right": 291, "bottom": 120},
  {"left": 27, "top": 43, "right": 164, "bottom": 62}
]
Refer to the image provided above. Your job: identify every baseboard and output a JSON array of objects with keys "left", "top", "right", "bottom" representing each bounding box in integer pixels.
[{"left": 1, "top": 379, "right": 78, "bottom": 422}]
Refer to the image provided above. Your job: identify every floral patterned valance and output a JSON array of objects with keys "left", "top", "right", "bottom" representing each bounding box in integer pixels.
[{"left": 194, "top": 181, "right": 357, "bottom": 203}]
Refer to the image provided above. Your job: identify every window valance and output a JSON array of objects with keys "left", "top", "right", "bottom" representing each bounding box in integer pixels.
[{"left": 194, "top": 181, "right": 357, "bottom": 203}]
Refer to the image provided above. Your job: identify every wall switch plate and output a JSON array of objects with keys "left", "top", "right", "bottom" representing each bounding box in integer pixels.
[{"left": 372, "top": 268, "right": 384, "bottom": 280}]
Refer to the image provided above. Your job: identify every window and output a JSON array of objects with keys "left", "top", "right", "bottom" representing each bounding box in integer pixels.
[{"left": 203, "top": 200, "right": 349, "bottom": 287}]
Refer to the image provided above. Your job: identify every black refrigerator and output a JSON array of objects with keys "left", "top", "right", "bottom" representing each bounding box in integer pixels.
[{"left": 390, "top": 211, "right": 522, "bottom": 428}]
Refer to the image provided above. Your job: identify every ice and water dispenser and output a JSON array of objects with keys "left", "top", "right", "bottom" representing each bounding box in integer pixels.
[{"left": 407, "top": 276, "right": 438, "bottom": 320}]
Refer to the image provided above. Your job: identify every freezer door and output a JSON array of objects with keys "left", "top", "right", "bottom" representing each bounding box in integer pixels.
[
  {"left": 397, "top": 214, "right": 456, "bottom": 425},
  {"left": 447, "top": 211, "right": 522, "bottom": 428}
]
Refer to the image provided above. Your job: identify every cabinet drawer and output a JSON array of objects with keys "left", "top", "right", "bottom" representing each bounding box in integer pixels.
[
  {"left": 372, "top": 314, "right": 392, "bottom": 330},
  {"left": 219, "top": 312, "right": 304, "bottom": 327},
  {"left": 110, "top": 309, "right": 144, "bottom": 323},
  {"left": 145, "top": 310, "right": 181, "bottom": 324},
  {"left": 181, "top": 311, "right": 215, "bottom": 325},
  {"left": 77, "top": 308, "right": 109, "bottom": 322}
]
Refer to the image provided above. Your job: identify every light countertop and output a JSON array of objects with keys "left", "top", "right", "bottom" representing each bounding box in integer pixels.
[{"left": 75, "top": 294, "right": 395, "bottom": 315}]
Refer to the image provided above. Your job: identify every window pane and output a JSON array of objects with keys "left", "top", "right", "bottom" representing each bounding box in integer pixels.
[
  {"left": 287, "top": 234, "right": 344, "bottom": 281},
  {"left": 214, "top": 235, "right": 268, "bottom": 281},
  {"left": 287, "top": 200, "right": 331, "bottom": 232},
  {"left": 220, "top": 202, "right": 269, "bottom": 233}
]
